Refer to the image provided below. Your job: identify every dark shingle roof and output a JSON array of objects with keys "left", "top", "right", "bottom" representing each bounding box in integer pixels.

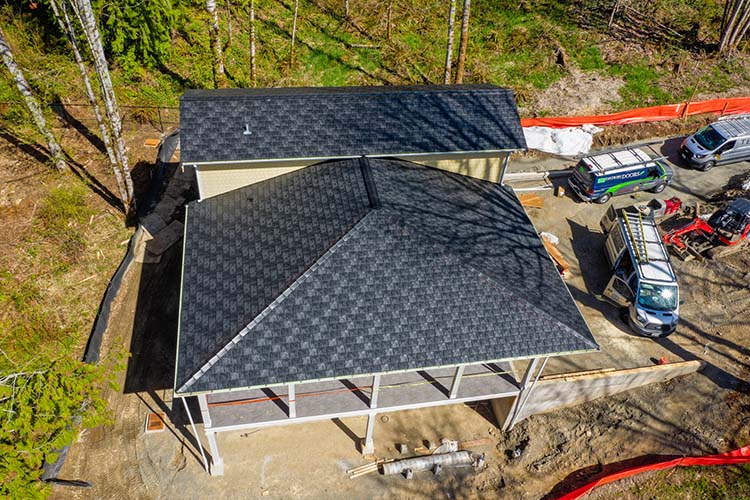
[
  {"left": 179, "top": 85, "right": 526, "bottom": 164},
  {"left": 175, "top": 159, "right": 598, "bottom": 394}
]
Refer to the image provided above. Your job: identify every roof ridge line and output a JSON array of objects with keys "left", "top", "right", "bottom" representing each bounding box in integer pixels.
[{"left": 176, "top": 211, "right": 377, "bottom": 393}]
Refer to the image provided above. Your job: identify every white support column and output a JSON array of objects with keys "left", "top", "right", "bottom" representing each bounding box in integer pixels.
[
  {"left": 205, "top": 430, "right": 224, "bottom": 476},
  {"left": 180, "top": 396, "right": 209, "bottom": 474},
  {"left": 362, "top": 412, "right": 376, "bottom": 456},
  {"left": 288, "top": 383, "right": 296, "bottom": 419},
  {"left": 197, "top": 394, "right": 212, "bottom": 428},
  {"left": 370, "top": 375, "right": 381, "bottom": 409},
  {"left": 449, "top": 365, "right": 465, "bottom": 399},
  {"left": 498, "top": 152, "right": 511, "bottom": 186},
  {"left": 504, "top": 357, "right": 548, "bottom": 431}
]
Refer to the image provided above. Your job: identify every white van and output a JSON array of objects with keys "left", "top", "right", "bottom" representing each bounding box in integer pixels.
[
  {"left": 680, "top": 115, "right": 750, "bottom": 171},
  {"left": 600, "top": 206, "right": 679, "bottom": 337}
]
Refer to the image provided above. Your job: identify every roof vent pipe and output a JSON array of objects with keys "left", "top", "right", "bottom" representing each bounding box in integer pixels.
[{"left": 243, "top": 124, "right": 252, "bottom": 136}]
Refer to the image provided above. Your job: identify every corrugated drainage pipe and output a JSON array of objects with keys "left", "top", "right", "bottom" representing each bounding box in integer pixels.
[{"left": 381, "top": 451, "right": 473, "bottom": 475}]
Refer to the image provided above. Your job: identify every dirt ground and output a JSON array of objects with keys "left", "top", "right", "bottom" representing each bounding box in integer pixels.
[
  {"left": 44, "top": 129, "right": 750, "bottom": 500},
  {"left": 529, "top": 69, "right": 625, "bottom": 117}
]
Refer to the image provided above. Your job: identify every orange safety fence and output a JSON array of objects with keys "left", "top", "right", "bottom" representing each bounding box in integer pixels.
[
  {"left": 556, "top": 446, "right": 750, "bottom": 500},
  {"left": 521, "top": 97, "right": 750, "bottom": 128}
]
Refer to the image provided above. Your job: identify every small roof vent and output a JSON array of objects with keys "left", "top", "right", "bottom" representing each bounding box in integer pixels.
[{"left": 243, "top": 123, "right": 252, "bottom": 136}]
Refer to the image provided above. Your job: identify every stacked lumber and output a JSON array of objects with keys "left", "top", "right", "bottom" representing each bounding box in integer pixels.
[{"left": 541, "top": 234, "right": 572, "bottom": 279}]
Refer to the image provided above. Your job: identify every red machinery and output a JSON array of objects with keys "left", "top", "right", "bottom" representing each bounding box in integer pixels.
[{"left": 663, "top": 198, "right": 750, "bottom": 260}]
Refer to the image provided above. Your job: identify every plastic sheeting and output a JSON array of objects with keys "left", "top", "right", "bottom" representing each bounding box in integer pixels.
[
  {"left": 523, "top": 124, "right": 603, "bottom": 156},
  {"left": 522, "top": 97, "right": 750, "bottom": 129},
  {"left": 556, "top": 446, "right": 750, "bottom": 500}
]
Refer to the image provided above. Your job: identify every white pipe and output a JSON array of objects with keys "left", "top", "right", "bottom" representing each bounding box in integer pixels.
[{"left": 181, "top": 396, "right": 209, "bottom": 473}]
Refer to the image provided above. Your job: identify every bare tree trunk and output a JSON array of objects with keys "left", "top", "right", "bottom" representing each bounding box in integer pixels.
[
  {"left": 727, "top": 2, "right": 750, "bottom": 52},
  {"left": 454, "top": 0, "right": 470, "bottom": 84},
  {"left": 0, "top": 26, "right": 67, "bottom": 171},
  {"left": 386, "top": 0, "right": 393, "bottom": 41},
  {"left": 719, "top": 0, "right": 750, "bottom": 54},
  {"left": 344, "top": 0, "right": 349, "bottom": 17},
  {"left": 443, "top": 0, "right": 456, "bottom": 84},
  {"left": 206, "top": 0, "right": 225, "bottom": 87},
  {"left": 290, "top": 0, "right": 299, "bottom": 66},
  {"left": 50, "top": 0, "right": 127, "bottom": 204},
  {"left": 73, "top": 0, "right": 134, "bottom": 207},
  {"left": 249, "top": 0, "right": 257, "bottom": 87}
]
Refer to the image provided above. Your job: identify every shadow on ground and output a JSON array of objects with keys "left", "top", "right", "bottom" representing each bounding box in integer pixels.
[{"left": 123, "top": 242, "right": 182, "bottom": 394}]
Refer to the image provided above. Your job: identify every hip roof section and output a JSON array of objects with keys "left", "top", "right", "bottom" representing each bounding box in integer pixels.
[
  {"left": 179, "top": 85, "right": 526, "bottom": 164},
  {"left": 175, "top": 158, "right": 598, "bottom": 395}
]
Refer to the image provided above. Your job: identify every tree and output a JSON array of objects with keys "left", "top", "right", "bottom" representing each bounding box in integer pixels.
[
  {"left": 0, "top": 358, "right": 111, "bottom": 499},
  {"left": 94, "top": 0, "right": 174, "bottom": 70},
  {"left": 0, "top": 26, "right": 67, "bottom": 172},
  {"left": 720, "top": 0, "right": 750, "bottom": 54},
  {"left": 443, "top": 0, "right": 456, "bottom": 84},
  {"left": 49, "top": 0, "right": 128, "bottom": 206},
  {"left": 290, "top": 0, "right": 300, "bottom": 66},
  {"left": 454, "top": 0, "right": 470, "bottom": 84},
  {"left": 72, "top": 0, "right": 134, "bottom": 208},
  {"left": 206, "top": 0, "right": 225, "bottom": 88},
  {"left": 249, "top": 0, "right": 257, "bottom": 86}
]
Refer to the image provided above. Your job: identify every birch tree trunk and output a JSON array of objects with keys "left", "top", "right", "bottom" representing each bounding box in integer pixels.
[
  {"left": 344, "top": 0, "right": 350, "bottom": 17},
  {"left": 443, "top": 0, "right": 456, "bottom": 84},
  {"left": 206, "top": 0, "right": 225, "bottom": 87},
  {"left": 290, "top": 0, "right": 299, "bottom": 66},
  {"left": 73, "top": 0, "right": 134, "bottom": 207},
  {"left": 720, "top": 0, "right": 750, "bottom": 54},
  {"left": 249, "top": 0, "right": 257, "bottom": 87},
  {"left": 50, "top": 0, "right": 128, "bottom": 204},
  {"left": 0, "top": 26, "right": 67, "bottom": 172},
  {"left": 454, "top": 0, "right": 470, "bottom": 84}
]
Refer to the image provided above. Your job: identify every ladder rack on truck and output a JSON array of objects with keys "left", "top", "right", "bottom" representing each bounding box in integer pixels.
[{"left": 618, "top": 209, "right": 674, "bottom": 283}]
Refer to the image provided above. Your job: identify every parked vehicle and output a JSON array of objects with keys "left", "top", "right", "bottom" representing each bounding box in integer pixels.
[
  {"left": 680, "top": 115, "right": 750, "bottom": 171},
  {"left": 663, "top": 198, "right": 750, "bottom": 261},
  {"left": 600, "top": 206, "right": 679, "bottom": 337},
  {"left": 568, "top": 147, "right": 673, "bottom": 204}
]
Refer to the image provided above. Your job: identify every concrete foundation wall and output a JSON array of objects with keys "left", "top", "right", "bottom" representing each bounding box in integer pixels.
[{"left": 508, "top": 361, "right": 702, "bottom": 426}]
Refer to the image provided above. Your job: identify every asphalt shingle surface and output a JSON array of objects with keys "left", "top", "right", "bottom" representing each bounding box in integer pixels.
[
  {"left": 179, "top": 85, "right": 526, "bottom": 164},
  {"left": 177, "top": 161, "right": 371, "bottom": 390},
  {"left": 176, "top": 159, "right": 598, "bottom": 394}
]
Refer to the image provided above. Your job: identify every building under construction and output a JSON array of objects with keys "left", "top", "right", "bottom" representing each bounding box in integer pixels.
[{"left": 174, "top": 85, "right": 600, "bottom": 475}]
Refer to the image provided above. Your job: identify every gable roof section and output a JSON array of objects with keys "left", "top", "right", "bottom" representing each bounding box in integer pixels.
[
  {"left": 175, "top": 159, "right": 598, "bottom": 395},
  {"left": 179, "top": 85, "right": 526, "bottom": 164}
]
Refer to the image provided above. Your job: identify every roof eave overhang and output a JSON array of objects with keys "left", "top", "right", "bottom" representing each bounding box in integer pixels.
[
  {"left": 173, "top": 347, "right": 600, "bottom": 397},
  {"left": 182, "top": 148, "right": 525, "bottom": 167}
]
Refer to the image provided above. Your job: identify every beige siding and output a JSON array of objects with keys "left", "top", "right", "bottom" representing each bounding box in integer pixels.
[
  {"left": 396, "top": 154, "right": 504, "bottom": 183},
  {"left": 194, "top": 153, "right": 509, "bottom": 199},
  {"left": 196, "top": 160, "right": 312, "bottom": 199}
]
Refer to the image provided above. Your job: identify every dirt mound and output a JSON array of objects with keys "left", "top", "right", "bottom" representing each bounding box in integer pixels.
[{"left": 530, "top": 69, "right": 624, "bottom": 116}]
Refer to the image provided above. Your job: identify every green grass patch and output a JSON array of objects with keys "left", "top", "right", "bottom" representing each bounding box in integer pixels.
[
  {"left": 609, "top": 63, "right": 673, "bottom": 109},
  {"left": 630, "top": 464, "right": 750, "bottom": 499}
]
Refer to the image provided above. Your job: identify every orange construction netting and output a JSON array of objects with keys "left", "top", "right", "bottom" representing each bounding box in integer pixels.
[
  {"left": 556, "top": 446, "right": 750, "bottom": 500},
  {"left": 521, "top": 97, "right": 750, "bottom": 128}
]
